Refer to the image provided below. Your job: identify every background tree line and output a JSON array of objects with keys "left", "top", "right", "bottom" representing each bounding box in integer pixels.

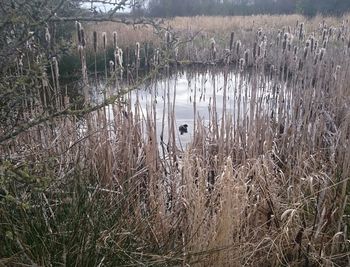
[{"left": 144, "top": 0, "right": 350, "bottom": 17}]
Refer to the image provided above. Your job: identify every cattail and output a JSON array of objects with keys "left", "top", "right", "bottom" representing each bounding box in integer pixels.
[
  {"left": 45, "top": 27, "right": 51, "bottom": 45},
  {"left": 320, "top": 48, "right": 326, "bottom": 61},
  {"left": 102, "top": 32, "right": 107, "bottom": 50},
  {"left": 328, "top": 27, "right": 333, "bottom": 38},
  {"left": 288, "top": 42, "right": 292, "bottom": 52},
  {"left": 116, "top": 48, "right": 123, "bottom": 68},
  {"left": 323, "top": 38, "right": 328, "bottom": 49},
  {"left": 270, "top": 64, "right": 275, "bottom": 79},
  {"left": 294, "top": 46, "right": 298, "bottom": 56},
  {"left": 314, "top": 52, "right": 319, "bottom": 65},
  {"left": 282, "top": 38, "right": 287, "bottom": 52},
  {"left": 257, "top": 44, "right": 261, "bottom": 58},
  {"left": 76, "top": 21, "right": 82, "bottom": 44},
  {"left": 277, "top": 31, "right": 281, "bottom": 46},
  {"left": 314, "top": 40, "right": 318, "bottom": 51},
  {"left": 210, "top": 38, "right": 216, "bottom": 51},
  {"left": 165, "top": 31, "right": 172, "bottom": 46},
  {"left": 239, "top": 58, "right": 245, "bottom": 71},
  {"left": 310, "top": 36, "right": 314, "bottom": 52},
  {"left": 253, "top": 42, "right": 257, "bottom": 59},
  {"left": 303, "top": 46, "right": 308, "bottom": 60},
  {"left": 93, "top": 31, "right": 97, "bottom": 53},
  {"left": 244, "top": 49, "right": 249, "bottom": 66},
  {"left": 299, "top": 23, "right": 304, "bottom": 41},
  {"left": 298, "top": 59, "right": 303, "bottom": 71},
  {"left": 136, "top": 42, "right": 140, "bottom": 61},
  {"left": 229, "top": 31, "right": 235, "bottom": 51},
  {"left": 80, "top": 28, "right": 86, "bottom": 47},
  {"left": 236, "top": 40, "right": 241, "bottom": 55},
  {"left": 348, "top": 38, "right": 350, "bottom": 49},
  {"left": 322, "top": 29, "right": 327, "bottom": 42},
  {"left": 113, "top": 32, "right": 118, "bottom": 49},
  {"left": 257, "top": 28, "right": 262, "bottom": 38}
]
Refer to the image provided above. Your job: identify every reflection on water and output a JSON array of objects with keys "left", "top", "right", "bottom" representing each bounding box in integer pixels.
[{"left": 100, "top": 69, "right": 286, "bottom": 149}]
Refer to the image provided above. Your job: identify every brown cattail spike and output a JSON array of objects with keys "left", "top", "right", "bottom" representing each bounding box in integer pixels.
[
  {"left": 93, "top": 31, "right": 97, "bottom": 53},
  {"left": 230, "top": 31, "right": 235, "bottom": 51}
]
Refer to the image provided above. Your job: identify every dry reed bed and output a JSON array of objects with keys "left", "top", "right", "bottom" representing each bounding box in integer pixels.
[{"left": 1, "top": 15, "right": 350, "bottom": 266}]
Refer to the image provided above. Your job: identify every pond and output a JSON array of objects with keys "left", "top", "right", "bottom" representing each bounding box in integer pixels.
[{"left": 97, "top": 68, "right": 286, "bottom": 149}]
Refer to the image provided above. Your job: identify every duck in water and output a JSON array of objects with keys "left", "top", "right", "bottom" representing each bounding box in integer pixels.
[{"left": 179, "top": 124, "right": 188, "bottom": 135}]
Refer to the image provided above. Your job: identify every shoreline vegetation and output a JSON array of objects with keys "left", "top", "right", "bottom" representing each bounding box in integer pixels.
[{"left": 1, "top": 13, "right": 350, "bottom": 266}]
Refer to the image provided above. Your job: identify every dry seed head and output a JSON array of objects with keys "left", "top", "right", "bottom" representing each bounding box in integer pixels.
[
  {"left": 113, "top": 32, "right": 118, "bottom": 49},
  {"left": 93, "top": 31, "right": 97, "bottom": 53},
  {"left": 210, "top": 38, "right": 216, "bottom": 51},
  {"left": 323, "top": 38, "right": 328, "bottom": 49},
  {"left": 322, "top": 29, "right": 327, "bottom": 41},
  {"left": 236, "top": 40, "right": 241, "bottom": 54},
  {"left": 310, "top": 36, "right": 314, "bottom": 52},
  {"left": 136, "top": 42, "right": 140, "bottom": 60},
  {"left": 258, "top": 44, "right": 261, "bottom": 57},
  {"left": 165, "top": 31, "right": 172, "bottom": 44},
  {"left": 320, "top": 48, "right": 326, "bottom": 61},
  {"left": 314, "top": 53, "right": 319, "bottom": 65},
  {"left": 299, "top": 23, "right": 304, "bottom": 40},
  {"left": 230, "top": 31, "right": 235, "bottom": 51},
  {"left": 303, "top": 46, "right": 309, "bottom": 60},
  {"left": 277, "top": 32, "right": 281, "bottom": 46},
  {"left": 244, "top": 49, "right": 249, "bottom": 65},
  {"left": 282, "top": 39, "right": 287, "bottom": 52},
  {"left": 76, "top": 21, "right": 82, "bottom": 44},
  {"left": 294, "top": 46, "right": 298, "bottom": 55},
  {"left": 328, "top": 27, "right": 333, "bottom": 37},
  {"left": 239, "top": 58, "right": 245, "bottom": 71},
  {"left": 253, "top": 42, "right": 257, "bottom": 59},
  {"left": 102, "top": 32, "right": 107, "bottom": 50},
  {"left": 117, "top": 48, "right": 123, "bottom": 67},
  {"left": 45, "top": 27, "right": 51, "bottom": 44},
  {"left": 80, "top": 28, "right": 86, "bottom": 47}
]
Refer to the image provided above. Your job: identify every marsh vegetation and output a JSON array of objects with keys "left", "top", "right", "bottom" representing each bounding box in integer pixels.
[{"left": 1, "top": 3, "right": 350, "bottom": 266}]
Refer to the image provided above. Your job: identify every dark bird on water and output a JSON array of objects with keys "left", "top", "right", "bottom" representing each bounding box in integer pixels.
[{"left": 179, "top": 124, "right": 188, "bottom": 135}]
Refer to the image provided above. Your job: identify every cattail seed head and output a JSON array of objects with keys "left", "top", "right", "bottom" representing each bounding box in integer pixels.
[
  {"left": 80, "top": 28, "right": 86, "bottom": 47},
  {"left": 93, "top": 31, "right": 97, "bottom": 53},
  {"left": 253, "top": 42, "right": 257, "bottom": 59},
  {"left": 45, "top": 27, "right": 51, "bottom": 44},
  {"left": 299, "top": 23, "right": 304, "bottom": 41},
  {"left": 230, "top": 31, "right": 235, "bottom": 51},
  {"left": 303, "top": 46, "right": 308, "bottom": 60},
  {"left": 282, "top": 38, "right": 287, "bottom": 52},
  {"left": 136, "top": 42, "right": 140, "bottom": 60},
  {"left": 294, "top": 46, "right": 298, "bottom": 56},
  {"left": 239, "top": 58, "right": 245, "bottom": 71},
  {"left": 323, "top": 38, "right": 328, "bottom": 49},
  {"left": 116, "top": 48, "right": 123, "bottom": 67},
  {"left": 113, "top": 32, "right": 118, "bottom": 49},
  {"left": 244, "top": 49, "right": 249, "bottom": 65},
  {"left": 322, "top": 29, "right": 327, "bottom": 42},
  {"left": 236, "top": 40, "right": 241, "bottom": 55},
  {"left": 320, "top": 48, "right": 326, "bottom": 61},
  {"left": 314, "top": 53, "right": 319, "bottom": 65},
  {"left": 76, "top": 21, "right": 82, "bottom": 44},
  {"left": 102, "top": 32, "right": 107, "bottom": 50},
  {"left": 210, "top": 38, "right": 216, "bottom": 51},
  {"left": 277, "top": 32, "right": 281, "bottom": 46},
  {"left": 310, "top": 36, "right": 314, "bottom": 52}
]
